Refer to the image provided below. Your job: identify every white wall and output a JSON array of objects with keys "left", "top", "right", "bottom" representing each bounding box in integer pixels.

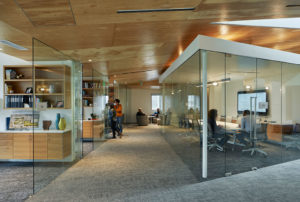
[{"left": 119, "top": 87, "right": 161, "bottom": 123}]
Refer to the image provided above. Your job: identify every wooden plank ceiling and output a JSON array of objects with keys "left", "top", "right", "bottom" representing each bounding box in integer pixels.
[{"left": 0, "top": 0, "right": 300, "bottom": 86}]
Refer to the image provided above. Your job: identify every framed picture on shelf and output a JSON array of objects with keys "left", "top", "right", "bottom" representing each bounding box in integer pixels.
[{"left": 56, "top": 101, "right": 64, "bottom": 108}]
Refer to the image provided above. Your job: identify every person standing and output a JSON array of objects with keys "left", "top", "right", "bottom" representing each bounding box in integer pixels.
[
  {"left": 109, "top": 104, "right": 120, "bottom": 138},
  {"left": 114, "top": 99, "right": 123, "bottom": 136}
]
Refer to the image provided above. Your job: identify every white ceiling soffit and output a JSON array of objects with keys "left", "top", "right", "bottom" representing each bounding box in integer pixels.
[
  {"left": 212, "top": 18, "right": 300, "bottom": 29},
  {"left": 159, "top": 34, "right": 300, "bottom": 83}
]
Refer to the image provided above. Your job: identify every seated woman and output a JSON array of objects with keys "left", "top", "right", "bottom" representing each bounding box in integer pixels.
[
  {"left": 136, "top": 108, "right": 145, "bottom": 116},
  {"left": 208, "top": 109, "right": 230, "bottom": 147}
]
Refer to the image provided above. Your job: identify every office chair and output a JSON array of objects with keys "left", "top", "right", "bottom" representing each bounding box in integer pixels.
[{"left": 207, "top": 124, "right": 224, "bottom": 152}]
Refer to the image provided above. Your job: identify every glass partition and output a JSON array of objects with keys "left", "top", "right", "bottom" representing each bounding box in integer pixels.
[
  {"left": 92, "top": 68, "right": 108, "bottom": 149},
  {"left": 32, "top": 38, "right": 82, "bottom": 193},
  {"left": 162, "top": 51, "right": 202, "bottom": 180},
  {"left": 161, "top": 47, "right": 300, "bottom": 181}
]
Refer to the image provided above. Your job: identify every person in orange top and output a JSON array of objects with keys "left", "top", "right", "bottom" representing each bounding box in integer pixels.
[{"left": 114, "top": 98, "right": 123, "bottom": 135}]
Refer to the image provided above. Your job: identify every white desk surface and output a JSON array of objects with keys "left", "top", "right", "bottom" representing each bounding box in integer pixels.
[{"left": 0, "top": 129, "right": 71, "bottom": 134}]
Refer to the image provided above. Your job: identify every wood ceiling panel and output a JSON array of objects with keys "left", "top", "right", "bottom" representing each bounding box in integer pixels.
[
  {"left": 0, "top": 21, "right": 32, "bottom": 61},
  {"left": 16, "top": 0, "right": 75, "bottom": 26},
  {"left": 34, "top": 24, "right": 114, "bottom": 50},
  {"left": 1, "top": 0, "right": 300, "bottom": 85}
]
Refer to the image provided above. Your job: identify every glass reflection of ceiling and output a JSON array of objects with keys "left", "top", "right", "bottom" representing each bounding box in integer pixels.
[{"left": 165, "top": 51, "right": 200, "bottom": 84}]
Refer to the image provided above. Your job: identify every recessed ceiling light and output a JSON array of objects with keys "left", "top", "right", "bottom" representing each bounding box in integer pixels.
[
  {"left": 246, "top": 85, "right": 251, "bottom": 89},
  {"left": 0, "top": 40, "right": 28, "bottom": 50},
  {"left": 88, "top": 59, "right": 92, "bottom": 62},
  {"left": 212, "top": 82, "right": 218, "bottom": 86}
]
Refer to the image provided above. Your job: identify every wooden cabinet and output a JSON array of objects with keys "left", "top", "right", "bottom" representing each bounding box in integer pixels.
[
  {"left": 34, "top": 133, "right": 48, "bottom": 159},
  {"left": 0, "top": 131, "right": 71, "bottom": 160},
  {"left": 83, "top": 121, "right": 93, "bottom": 138},
  {"left": 0, "top": 133, "right": 13, "bottom": 159},
  {"left": 13, "top": 133, "right": 33, "bottom": 159},
  {"left": 83, "top": 120, "right": 104, "bottom": 139},
  {"left": 267, "top": 124, "right": 294, "bottom": 142},
  {"left": 48, "top": 132, "right": 71, "bottom": 160}
]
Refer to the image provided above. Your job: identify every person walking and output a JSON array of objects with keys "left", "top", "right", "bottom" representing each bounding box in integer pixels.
[
  {"left": 109, "top": 104, "right": 121, "bottom": 138},
  {"left": 114, "top": 99, "right": 123, "bottom": 136}
]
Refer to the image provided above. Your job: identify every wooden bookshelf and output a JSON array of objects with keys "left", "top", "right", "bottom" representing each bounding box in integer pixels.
[
  {"left": 3, "top": 65, "right": 71, "bottom": 109},
  {"left": 82, "top": 79, "right": 103, "bottom": 107}
]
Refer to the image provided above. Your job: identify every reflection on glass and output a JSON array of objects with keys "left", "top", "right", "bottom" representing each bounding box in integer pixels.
[
  {"left": 161, "top": 45, "right": 300, "bottom": 181},
  {"left": 32, "top": 39, "right": 82, "bottom": 193}
]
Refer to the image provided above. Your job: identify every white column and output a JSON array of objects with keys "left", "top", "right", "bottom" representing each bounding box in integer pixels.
[{"left": 201, "top": 50, "right": 208, "bottom": 178}]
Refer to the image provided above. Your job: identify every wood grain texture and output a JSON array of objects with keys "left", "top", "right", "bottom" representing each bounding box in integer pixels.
[{"left": 1, "top": 0, "right": 300, "bottom": 84}]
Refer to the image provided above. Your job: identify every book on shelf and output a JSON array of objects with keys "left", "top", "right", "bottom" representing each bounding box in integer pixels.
[
  {"left": 83, "top": 81, "right": 101, "bottom": 89},
  {"left": 5, "top": 95, "right": 33, "bottom": 108}
]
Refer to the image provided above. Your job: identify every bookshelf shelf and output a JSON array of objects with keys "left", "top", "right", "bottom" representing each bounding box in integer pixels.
[
  {"left": 3, "top": 65, "right": 71, "bottom": 109},
  {"left": 4, "top": 79, "right": 32, "bottom": 82}
]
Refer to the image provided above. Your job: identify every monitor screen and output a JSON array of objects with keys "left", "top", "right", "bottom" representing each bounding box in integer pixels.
[{"left": 237, "top": 90, "right": 268, "bottom": 115}]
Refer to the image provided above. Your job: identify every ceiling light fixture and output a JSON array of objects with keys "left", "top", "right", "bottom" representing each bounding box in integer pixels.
[
  {"left": 286, "top": 5, "right": 300, "bottom": 7},
  {"left": 88, "top": 59, "right": 92, "bottom": 62},
  {"left": 265, "top": 86, "right": 269, "bottom": 90},
  {"left": 117, "top": 7, "right": 194, "bottom": 13},
  {"left": 212, "top": 82, "right": 218, "bottom": 86},
  {"left": 246, "top": 85, "right": 251, "bottom": 89},
  {"left": 0, "top": 40, "right": 28, "bottom": 50}
]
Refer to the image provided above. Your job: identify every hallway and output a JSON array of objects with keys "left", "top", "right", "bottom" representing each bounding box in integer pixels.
[{"left": 28, "top": 125, "right": 198, "bottom": 201}]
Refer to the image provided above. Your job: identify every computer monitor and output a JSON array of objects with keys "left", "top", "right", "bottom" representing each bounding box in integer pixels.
[{"left": 237, "top": 90, "right": 268, "bottom": 115}]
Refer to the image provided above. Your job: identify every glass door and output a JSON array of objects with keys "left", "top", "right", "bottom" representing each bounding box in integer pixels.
[{"left": 224, "top": 54, "right": 261, "bottom": 175}]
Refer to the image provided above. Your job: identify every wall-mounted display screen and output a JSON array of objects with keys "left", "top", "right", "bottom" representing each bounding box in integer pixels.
[{"left": 237, "top": 90, "right": 268, "bottom": 115}]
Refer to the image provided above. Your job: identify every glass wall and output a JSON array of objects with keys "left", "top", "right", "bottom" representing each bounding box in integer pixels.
[
  {"left": 82, "top": 67, "right": 108, "bottom": 154},
  {"left": 161, "top": 51, "right": 202, "bottom": 180},
  {"left": 162, "top": 49, "right": 300, "bottom": 181},
  {"left": 32, "top": 38, "right": 83, "bottom": 193}
]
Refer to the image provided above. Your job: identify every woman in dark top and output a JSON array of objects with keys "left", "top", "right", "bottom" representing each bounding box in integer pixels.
[{"left": 208, "top": 109, "right": 229, "bottom": 147}]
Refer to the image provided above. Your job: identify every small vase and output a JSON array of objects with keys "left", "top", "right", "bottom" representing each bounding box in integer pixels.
[
  {"left": 55, "top": 113, "right": 61, "bottom": 130},
  {"left": 49, "top": 85, "right": 55, "bottom": 93},
  {"left": 58, "top": 117, "right": 66, "bottom": 130},
  {"left": 43, "top": 120, "right": 52, "bottom": 130}
]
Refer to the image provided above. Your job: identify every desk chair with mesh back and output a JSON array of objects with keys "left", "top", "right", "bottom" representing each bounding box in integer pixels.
[{"left": 207, "top": 123, "right": 224, "bottom": 152}]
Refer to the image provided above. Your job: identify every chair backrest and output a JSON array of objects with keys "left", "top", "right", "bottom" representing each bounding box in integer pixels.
[{"left": 207, "top": 122, "right": 213, "bottom": 138}]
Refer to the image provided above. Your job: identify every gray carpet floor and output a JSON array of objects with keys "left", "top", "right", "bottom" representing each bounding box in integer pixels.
[
  {"left": 0, "top": 142, "right": 93, "bottom": 202},
  {"left": 27, "top": 125, "right": 198, "bottom": 202},
  {"left": 162, "top": 126, "right": 300, "bottom": 181},
  {"left": 4, "top": 125, "right": 300, "bottom": 201}
]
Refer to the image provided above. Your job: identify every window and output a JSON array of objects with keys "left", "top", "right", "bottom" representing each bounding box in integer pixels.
[
  {"left": 188, "top": 95, "right": 200, "bottom": 110},
  {"left": 151, "top": 94, "right": 162, "bottom": 111}
]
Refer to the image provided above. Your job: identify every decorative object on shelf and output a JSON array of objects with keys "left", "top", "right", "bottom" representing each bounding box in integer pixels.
[
  {"left": 5, "top": 69, "right": 11, "bottom": 80},
  {"left": 16, "top": 74, "right": 24, "bottom": 79},
  {"left": 90, "top": 113, "right": 97, "bottom": 120},
  {"left": 58, "top": 117, "right": 66, "bottom": 130},
  {"left": 56, "top": 101, "right": 64, "bottom": 108},
  {"left": 25, "top": 87, "right": 33, "bottom": 94},
  {"left": 9, "top": 90, "right": 14, "bottom": 94},
  {"left": 55, "top": 113, "right": 61, "bottom": 129},
  {"left": 43, "top": 120, "right": 52, "bottom": 130},
  {"left": 36, "top": 102, "right": 47, "bottom": 111},
  {"left": 10, "top": 70, "right": 17, "bottom": 79},
  {"left": 6, "top": 117, "right": 10, "bottom": 130},
  {"left": 49, "top": 84, "right": 55, "bottom": 93},
  {"left": 9, "top": 113, "right": 39, "bottom": 129}
]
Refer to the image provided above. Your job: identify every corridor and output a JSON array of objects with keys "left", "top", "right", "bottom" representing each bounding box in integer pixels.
[{"left": 27, "top": 125, "right": 198, "bottom": 201}]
